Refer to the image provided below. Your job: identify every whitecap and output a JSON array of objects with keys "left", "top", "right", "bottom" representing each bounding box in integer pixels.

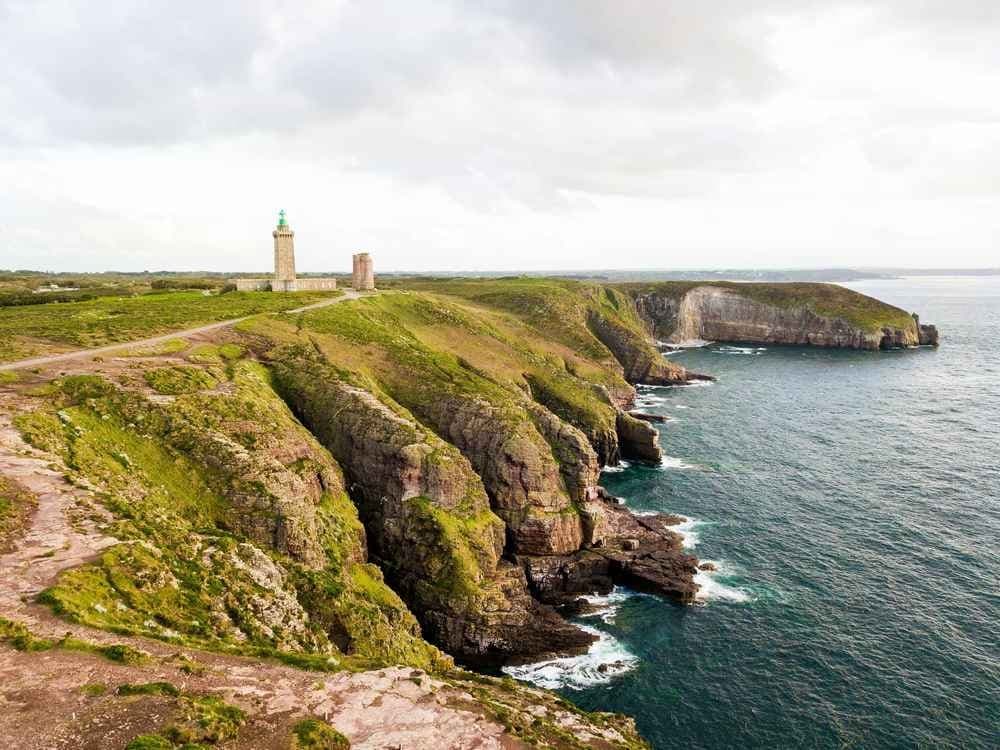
[
  {"left": 502, "top": 625, "right": 638, "bottom": 690},
  {"left": 671, "top": 515, "right": 702, "bottom": 548},
  {"left": 694, "top": 560, "right": 751, "bottom": 604},
  {"left": 661, "top": 338, "right": 713, "bottom": 349},
  {"left": 601, "top": 460, "right": 630, "bottom": 474},
  {"left": 714, "top": 345, "right": 766, "bottom": 356},
  {"left": 636, "top": 395, "right": 667, "bottom": 406},
  {"left": 577, "top": 587, "right": 640, "bottom": 625},
  {"left": 675, "top": 379, "right": 714, "bottom": 388},
  {"left": 658, "top": 456, "right": 701, "bottom": 471}
]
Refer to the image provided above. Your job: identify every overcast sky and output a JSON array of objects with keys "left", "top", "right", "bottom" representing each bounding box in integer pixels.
[{"left": 1, "top": 1, "right": 998, "bottom": 273}]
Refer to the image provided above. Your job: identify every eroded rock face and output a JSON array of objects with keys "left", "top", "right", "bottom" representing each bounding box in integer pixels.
[
  {"left": 633, "top": 285, "right": 924, "bottom": 350},
  {"left": 519, "top": 500, "right": 700, "bottom": 605},
  {"left": 270, "top": 352, "right": 595, "bottom": 665},
  {"left": 587, "top": 308, "right": 694, "bottom": 384},
  {"left": 616, "top": 412, "right": 662, "bottom": 464}
]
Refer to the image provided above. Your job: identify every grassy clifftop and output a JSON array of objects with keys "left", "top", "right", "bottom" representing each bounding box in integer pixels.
[
  {"left": 618, "top": 280, "right": 915, "bottom": 333},
  {"left": 0, "top": 289, "right": 338, "bottom": 363}
]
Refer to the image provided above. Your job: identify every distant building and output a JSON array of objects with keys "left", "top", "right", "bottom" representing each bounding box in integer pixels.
[
  {"left": 352, "top": 252, "right": 375, "bottom": 291},
  {"left": 234, "top": 210, "right": 339, "bottom": 292}
]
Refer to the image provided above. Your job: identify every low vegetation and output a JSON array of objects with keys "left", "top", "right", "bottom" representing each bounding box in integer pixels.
[
  {"left": 124, "top": 693, "right": 247, "bottom": 749},
  {"left": 292, "top": 718, "right": 351, "bottom": 749},
  {"left": 0, "top": 289, "right": 336, "bottom": 363}
]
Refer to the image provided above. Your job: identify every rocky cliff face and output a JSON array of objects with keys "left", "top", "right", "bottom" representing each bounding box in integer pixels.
[
  {"left": 268, "top": 348, "right": 597, "bottom": 665},
  {"left": 630, "top": 284, "right": 936, "bottom": 350},
  {"left": 242, "top": 288, "right": 706, "bottom": 666}
]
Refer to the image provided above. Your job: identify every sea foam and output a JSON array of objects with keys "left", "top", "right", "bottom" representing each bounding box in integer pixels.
[
  {"left": 601, "top": 460, "right": 630, "bottom": 474},
  {"left": 714, "top": 345, "right": 767, "bottom": 356},
  {"left": 502, "top": 625, "right": 639, "bottom": 690},
  {"left": 694, "top": 560, "right": 751, "bottom": 604}
]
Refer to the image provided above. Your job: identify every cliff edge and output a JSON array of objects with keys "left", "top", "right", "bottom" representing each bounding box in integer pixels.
[{"left": 622, "top": 281, "right": 939, "bottom": 350}]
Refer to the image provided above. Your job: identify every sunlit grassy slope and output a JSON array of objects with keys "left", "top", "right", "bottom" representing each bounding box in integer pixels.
[{"left": 0, "top": 290, "right": 337, "bottom": 363}]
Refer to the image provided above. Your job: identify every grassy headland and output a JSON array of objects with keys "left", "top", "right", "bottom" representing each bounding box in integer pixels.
[{"left": 0, "top": 289, "right": 337, "bottom": 363}]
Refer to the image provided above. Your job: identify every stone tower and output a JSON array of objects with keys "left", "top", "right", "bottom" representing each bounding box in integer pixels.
[
  {"left": 352, "top": 252, "right": 375, "bottom": 291},
  {"left": 273, "top": 209, "right": 296, "bottom": 292}
]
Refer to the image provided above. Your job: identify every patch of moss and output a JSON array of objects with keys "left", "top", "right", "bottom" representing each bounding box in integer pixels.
[
  {"left": 125, "top": 735, "right": 175, "bottom": 750},
  {"left": 0, "top": 371, "right": 19, "bottom": 384},
  {"left": 117, "top": 681, "right": 180, "bottom": 697},
  {"left": 124, "top": 693, "right": 247, "bottom": 749},
  {"left": 81, "top": 682, "right": 108, "bottom": 696},
  {"left": 186, "top": 343, "right": 244, "bottom": 364},
  {"left": 292, "top": 717, "right": 350, "bottom": 749},
  {"left": 166, "top": 695, "right": 246, "bottom": 744},
  {"left": 0, "top": 616, "right": 149, "bottom": 664},
  {"left": 143, "top": 365, "right": 219, "bottom": 395},
  {"left": 121, "top": 338, "right": 189, "bottom": 358}
]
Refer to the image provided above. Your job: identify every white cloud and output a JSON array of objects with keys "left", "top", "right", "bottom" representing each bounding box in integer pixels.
[{"left": 1, "top": 0, "right": 997, "bottom": 271}]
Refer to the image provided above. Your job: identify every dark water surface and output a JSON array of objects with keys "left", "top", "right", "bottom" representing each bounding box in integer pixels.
[{"left": 509, "top": 277, "right": 1000, "bottom": 749}]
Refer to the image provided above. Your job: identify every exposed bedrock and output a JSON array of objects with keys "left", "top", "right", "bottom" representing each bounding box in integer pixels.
[
  {"left": 402, "top": 392, "right": 596, "bottom": 556},
  {"left": 518, "top": 501, "right": 700, "bottom": 605},
  {"left": 269, "top": 351, "right": 595, "bottom": 665},
  {"left": 586, "top": 308, "right": 713, "bottom": 384},
  {"left": 615, "top": 412, "right": 662, "bottom": 464},
  {"left": 630, "top": 285, "right": 938, "bottom": 351}
]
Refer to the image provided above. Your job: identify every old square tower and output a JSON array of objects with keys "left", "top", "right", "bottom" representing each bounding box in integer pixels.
[{"left": 235, "top": 210, "right": 339, "bottom": 292}]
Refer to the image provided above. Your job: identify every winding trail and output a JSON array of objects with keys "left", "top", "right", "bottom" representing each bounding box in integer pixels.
[{"left": 0, "top": 290, "right": 363, "bottom": 373}]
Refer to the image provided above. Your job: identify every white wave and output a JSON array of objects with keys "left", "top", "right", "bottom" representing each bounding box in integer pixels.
[
  {"left": 694, "top": 560, "right": 750, "bottom": 604},
  {"left": 661, "top": 338, "right": 713, "bottom": 349},
  {"left": 674, "top": 379, "right": 714, "bottom": 388},
  {"left": 674, "top": 404, "right": 690, "bottom": 409},
  {"left": 578, "top": 587, "right": 636, "bottom": 625},
  {"left": 714, "top": 345, "right": 767, "bottom": 356},
  {"left": 658, "top": 455, "right": 701, "bottom": 471},
  {"left": 636, "top": 394, "right": 667, "bottom": 406},
  {"left": 671, "top": 515, "right": 701, "bottom": 548},
  {"left": 502, "top": 625, "right": 638, "bottom": 690},
  {"left": 601, "top": 460, "right": 630, "bottom": 474}
]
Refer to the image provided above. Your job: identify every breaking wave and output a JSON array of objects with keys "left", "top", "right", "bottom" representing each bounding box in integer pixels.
[
  {"left": 694, "top": 560, "right": 751, "bottom": 604},
  {"left": 714, "top": 345, "right": 767, "bottom": 356},
  {"left": 502, "top": 625, "right": 639, "bottom": 690},
  {"left": 577, "top": 587, "right": 639, "bottom": 625},
  {"left": 658, "top": 455, "right": 702, "bottom": 471},
  {"left": 671, "top": 515, "right": 703, "bottom": 548}
]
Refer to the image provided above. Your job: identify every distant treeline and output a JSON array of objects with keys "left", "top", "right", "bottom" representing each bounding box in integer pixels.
[{"left": 0, "top": 287, "right": 132, "bottom": 307}]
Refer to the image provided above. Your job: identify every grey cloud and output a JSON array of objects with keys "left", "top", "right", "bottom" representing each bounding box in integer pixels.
[{"left": 1, "top": 0, "right": 999, "bottom": 206}]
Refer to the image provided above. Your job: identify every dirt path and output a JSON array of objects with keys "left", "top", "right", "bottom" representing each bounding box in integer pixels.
[
  {"left": 0, "top": 398, "right": 118, "bottom": 626},
  {"left": 0, "top": 290, "right": 363, "bottom": 374}
]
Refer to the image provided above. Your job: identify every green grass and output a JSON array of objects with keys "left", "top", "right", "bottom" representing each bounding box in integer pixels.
[
  {"left": 0, "top": 290, "right": 335, "bottom": 363},
  {"left": 292, "top": 718, "right": 350, "bottom": 749},
  {"left": 117, "top": 681, "right": 180, "bottom": 697},
  {"left": 0, "top": 616, "right": 148, "bottom": 663},
  {"left": 124, "top": 693, "right": 247, "bottom": 749},
  {"left": 121, "top": 338, "right": 190, "bottom": 357},
  {"left": 144, "top": 365, "right": 219, "bottom": 394}
]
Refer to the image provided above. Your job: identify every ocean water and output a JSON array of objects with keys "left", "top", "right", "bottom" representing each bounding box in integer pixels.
[{"left": 509, "top": 277, "right": 1000, "bottom": 749}]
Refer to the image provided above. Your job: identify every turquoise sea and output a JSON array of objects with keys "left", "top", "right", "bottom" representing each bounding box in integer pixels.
[{"left": 508, "top": 277, "right": 1000, "bottom": 749}]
